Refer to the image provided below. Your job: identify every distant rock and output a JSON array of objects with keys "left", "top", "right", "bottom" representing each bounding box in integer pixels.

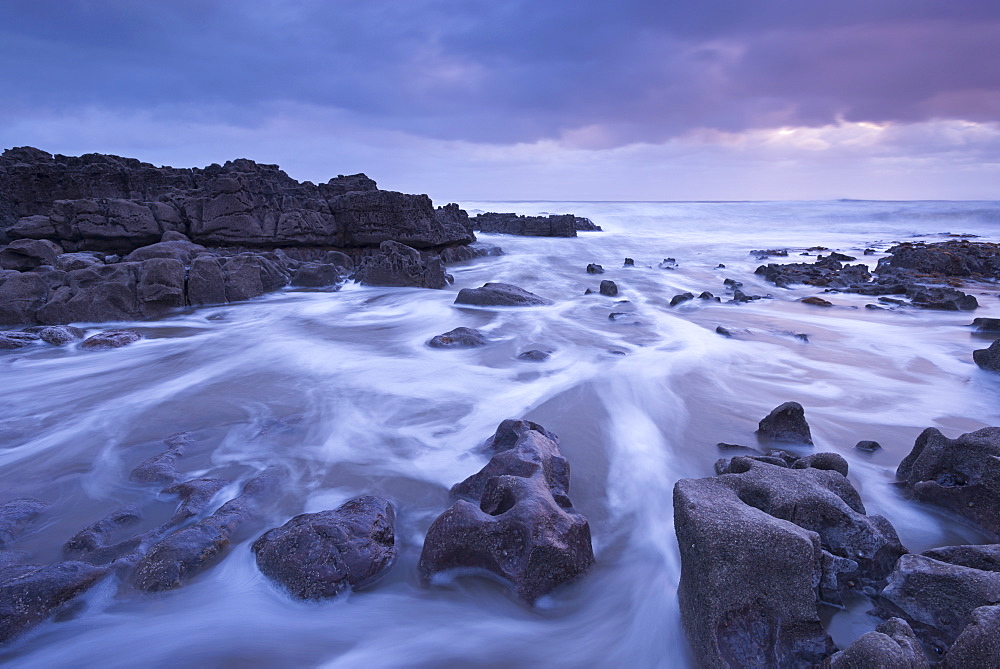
[
  {"left": 517, "top": 349, "right": 551, "bottom": 362},
  {"left": 470, "top": 212, "right": 586, "bottom": 237},
  {"left": 802, "top": 296, "right": 833, "bottom": 307},
  {"left": 455, "top": 282, "right": 552, "bottom": 307},
  {"left": 586, "top": 263, "right": 604, "bottom": 274}
]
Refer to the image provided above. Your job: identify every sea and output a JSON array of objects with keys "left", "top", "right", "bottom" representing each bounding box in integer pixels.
[{"left": 2, "top": 200, "right": 999, "bottom": 667}]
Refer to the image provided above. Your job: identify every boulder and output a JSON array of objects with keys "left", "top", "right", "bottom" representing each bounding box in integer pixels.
[
  {"left": 941, "top": 605, "right": 1000, "bottom": 667},
  {"left": 973, "top": 339, "right": 1000, "bottom": 372},
  {"left": 586, "top": 263, "right": 604, "bottom": 274},
  {"left": 825, "top": 618, "right": 928, "bottom": 668},
  {"left": 669, "top": 292, "right": 694, "bottom": 306},
  {"left": 354, "top": 240, "right": 451, "bottom": 289},
  {"left": 518, "top": 350, "right": 551, "bottom": 362},
  {"left": 906, "top": 286, "right": 978, "bottom": 311},
  {"left": 896, "top": 427, "right": 1000, "bottom": 538},
  {"left": 0, "top": 560, "right": 108, "bottom": 644},
  {"left": 252, "top": 496, "right": 397, "bottom": 599},
  {"left": 757, "top": 401, "right": 814, "bottom": 445},
  {"left": 454, "top": 282, "right": 552, "bottom": 307},
  {"left": 971, "top": 317, "right": 1000, "bottom": 333},
  {"left": 675, "top": 456, "right": 906, "bottom": 667},
  {"left": 290, "top": 262, "right": 340, "bottom": 288},
  {"left": 599, "top": 280, "right": 618, "bottom": 297},
  {"left": 0, "top": 239, "right": 62, "bottom": 270},
  {"left": 427, "top": 327, "right": 489, "bottom": 349},
  {"left": 53, "top": 252, "right": 101, "bottom": 272},
  {"left": 0, "top": 271, "right": 48, "bottom": 325},
  {"left": 802, "top": 296, "right": 833, "bottom": 307},
  {"left": 186, "top": 254, "right": 228, "bottom": 306},
  {"left": 419, "top": 419, "right": 595, "bottom": 603},
  {"left": 220, "top": 253, "right": 290, "bottom": 302},
  {"left": 80, "top": 329, "right": 142, "bottom": 350},
  {"left": 123, "top": 239, "right": 206, "bottom": 264}
]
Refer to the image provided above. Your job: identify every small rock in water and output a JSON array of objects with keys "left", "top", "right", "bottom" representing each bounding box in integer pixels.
[
  {"left": 698, "top": 291, "right": 714, "bottom": 300},
  {"left": 427, "top": 327, "right": 489, "bottom": 349},
  {"left": 670, "top": 292, "right": 694, "bottom": 306},
  {"left": 0, "top": 499, "right": 49, "bottom": 548},
  {"left": 252, "top": 496, "right": 397, "bottom": 600},
  {"left": 855, "top": 440, "right": 882, "bottom": 452},
  {"left": 716, "top": 326, "right": 733, "bottom": 337},
  {"left": 757, "top": 401, "right": 813, "bottom": 445},
  {"left": 723, "top": 278, "right": 743, "bottom": 290},
  {"left": 716, "top": 263, "right": 725, "bottom": 269},
  {"left": 623, "top": 257, "right": 635, "bottom": 267},
  {"left": 794, "top": 333, "right": 809, "bottom": 342},
  {"left": 80, "top": 329, "right": 142, "bottom": 350},
  {"left": 658, "top": 258, "right": 677, "bottom": 269},
  {"left": 23, "top": 325, "right": 85, "bottom": 346},
  {"left": 971, "top": 317, "right": 1000, "bottom": 333},
  {"left": 0, "top": 331, "right": 41, "bottom": 350},
  {"left": 802, "top": 296, "right": 833, "bottom": 307},
  {"left": 865, "top": 303, "right": 885, "bottom": 310},
  {"left": 599, "top": 280, "right": 618, "bottom": 297},
  {"left": 583, "top": 288, "right": 594, "bottom": 295},
  {"left": 586, "top": 263, "right": 604, "bottom": 274},
  {"left": 454, "top": 282, "right": 552, "bottom": 307},
  {"left": 973, "top": 340, "right": 1000, "bottom": 372},
  {"left": 609, "top": 312, "right": 627, "bottom": 320},
  {"left": 518, "top": 350, "right": 551, "bottom": 362}
]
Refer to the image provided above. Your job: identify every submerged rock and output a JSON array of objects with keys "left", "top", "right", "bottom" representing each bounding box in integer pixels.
[
  {"left": 0, "top": 331, "right": 40, "bottom": 350},
  {"left": 896, "top": 427, "right": 1000, "bottom": 538},
  {"left": 454, "top": 282, "right": 552, "bottom": 307},
  {"left": 0, "top": 560, "right": 108, "bottom": 644},
  {"left": 518, "top": 350, "right": 551, "bottom": 362},
  {"left": 23, "top": 325, "right": 85, "bottom": 345},
  {"left": 757, "top": 401, "right": 814, "bottom": 445},
  {"left": 825, "top": 618, "right": 927, "bottom": 668},
  {"left": 419, "top": 419, "right": 595, "bottom": 603},
  {"left": 252, "top": 496, "right": 397, "bottom": 600},
  {"left": 0, "top": 499, "right": 48, "bottom": 548}
]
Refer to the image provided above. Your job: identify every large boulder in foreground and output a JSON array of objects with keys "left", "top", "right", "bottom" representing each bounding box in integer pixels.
[
  {"left": 252, "top": 496, "right": 397, "bottom": 599},
  {"left": 454, "top": 282, "right": 553, "bottom": 307},
  {"left": 756, "top": 401, "right": 814, "bottom": 445},
  {"left": 674, "top": 455, "right": 905, "bottom": 667},
  {"left": 419, "top": 419, "right": 594, "bottom": 603},
  {"left": 896, "top": 427, "right": 1000, "bottom": 539}
]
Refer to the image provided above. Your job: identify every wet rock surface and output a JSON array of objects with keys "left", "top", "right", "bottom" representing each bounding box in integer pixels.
[
  {"left": 973, "top": 339, "right": 1000, "bottom": 372},
  {"left": 252, "top": 496, "right": 397, "bottom": 600},
  {"left": 454, "top": 282, "right": 553, "bottom": 307},
  {"left": 470, "top": 212, "right": 599, "bottom": 237},
  {"left": 757, "top": 401, "right": 814, "bottom": 445},
  {"left": 80, "top": 329, "right": 142, "bottom": 350},
  {"left": 825, "top": 618, "right": 928, "bottom": 668},
  {"left": 419, "top": 419, "right": 595, "bottom": 603},
  {"left": 428, "top": 327, "right": 489, "bottom": 349},
  {"left": 896, "top": 427, "right": 1000, "bottom": 539},
  {"left": 354, "top": 240, "right": 452, "bottom": 289}
]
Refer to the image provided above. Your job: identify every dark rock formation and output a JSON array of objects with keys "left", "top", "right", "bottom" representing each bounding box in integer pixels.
[
  {"left": 471, "top": 212, "right": 581, "bottom": 237},
  {"left": 670, "top": 292, "right": 694, "bottom": 306},
  {"left": 757, "top": 401, "right": 814, "bottom": 445},
  {"left": 354, "top": 240, "right": 452, "bottom": 289},
  {"left": 907, "top": 286, "right": 978, "bottom": 311},
  {"left": 427, "top": 327, "right": 489, "bottom": 349},
  {"left": 518, "top": 350, "right": 551, "bottom": 362},
  {"left": 972, "top": 317, "right": 1000, "bottom": 333},
  {"left": 131, "top": 472, "right": 277, "bottom": 591},
  {"left": 973, "top": 339, "right": 1000, "bottom": 372},
  {"left": 129, "top": 436, "right": 187, "bottom": 485},
  {"left": 0, "top": 330, "right": 40, "bottom": 350},
  {"left": 252, "top": 496, "right": 396, "bottom": 599},
  {"left": 419, "top": 419, "right": 595, "bottom": 603},
  {"left": 80, "top": 329, "right": 142, "bottom": 350},
  {"left": 675, "top": 455, "right": 905, "bottom": 667},
  {"left": 586, "top": 263, "right": 604, "bottom": 274},
  {"left": 23, "top": 325, "right": 85, "bottom": 345},
  {"left": 825, "top": 618, "right": 927, "bottom": 668},
  {"left": 63, "top": 505, "right": 143, "bottom": 561},
  {"left": 896, "top": 427, "right": 1000, "bottom": 538},
  {"left": 0, "top": 560, "right": 108, "bottom": 644},
  {"left": 941, "top": 604, "right": 1000, "bottom": 667},
  {"left": 802, "top": 296, "right": 833, "bottom": 307},
  {"left": 573, "top": 217, "right": 602, "bottom": 231},
  {"left": 623, "top": 257, "right": 634, "bottom": 267},
  {"left": 599, "top": 280, "right": 618, "bottom": 297},
  {"left": 855, "top": 440, "right": 882, "bottom": 452},
  {"left": 716, "top": 326, "right": 733, "bottom": 337},
  {"left": 879, "top": 240, "right": 1000, "bottom": 277},
  {"left": 0, "top": 148, "right": 487, "bottom": 326},
  {"left": 455, "top": 282, "right": 552, "bottom": 307}
]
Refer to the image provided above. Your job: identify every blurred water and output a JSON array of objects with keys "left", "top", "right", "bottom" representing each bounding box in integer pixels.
[{"left": 2, "top": 200, "right": 1000, "bottom": 667}]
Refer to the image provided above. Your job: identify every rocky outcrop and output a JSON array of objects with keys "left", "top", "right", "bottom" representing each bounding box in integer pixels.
[
  {"left": 419, "top": 419, "right": 595, "bottom": 603},
  {"left": 454, "top": 282, "right": 553, "bottom": 307},
  {"left": 252, "top": 496, "right": 397, "bottom": 600},
  {"left": 0, "top": 147, "right": 490, "bottom": 326},
  {"left": 470, "top": 212, "right": 600, "bottom": 236},
  {"left": 896, "top": 427, "right": 1000, "bottom": 539},
  {"left": 674, "top": 454, "right": 906, "bottom": 667}
]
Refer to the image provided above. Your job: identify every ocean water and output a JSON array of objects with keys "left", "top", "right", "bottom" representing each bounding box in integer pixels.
[{"left": 2, "top": 200, "right": 1000, "bottom": 668}]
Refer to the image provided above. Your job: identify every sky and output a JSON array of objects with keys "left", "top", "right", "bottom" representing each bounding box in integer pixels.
[{"left": 1, "top": 0, "right": 999, "bottom": 201}]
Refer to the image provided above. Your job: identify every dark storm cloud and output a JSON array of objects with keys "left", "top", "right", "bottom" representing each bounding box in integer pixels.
[{"left": 1, "top": 0, "right": 998, "bottom": 146}]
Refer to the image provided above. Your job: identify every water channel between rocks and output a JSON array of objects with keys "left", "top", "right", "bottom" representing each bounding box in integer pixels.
[{"left": 2, "top": 200, "right": 999, "bottom": 668}]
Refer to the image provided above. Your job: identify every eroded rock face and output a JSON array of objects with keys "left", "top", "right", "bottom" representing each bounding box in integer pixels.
[
  {"left": 471, "top": 212, "right": 580, "bottom": 237},
  {"left": 252, "top": 496, "right": 397, "bottom": 600},
  {"left": 419, "top": 419, "right": 595, "bottom": 603},
  {"left": 757, "top": 401, "right": 814, "bottom": 445},
  {"left": 674, "top": 455, "right": 906, "bottom": 668},
  {"left": 455, "top": 282, "right": 553, "bottom": 307},
  {"left": 896, "top": 427, "right": 1000, "bottom": 539}
]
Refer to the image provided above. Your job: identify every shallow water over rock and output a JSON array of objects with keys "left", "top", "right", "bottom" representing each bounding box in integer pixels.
[{"left": 2, "top": 200, "right": 1000, "bottom": 667}]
